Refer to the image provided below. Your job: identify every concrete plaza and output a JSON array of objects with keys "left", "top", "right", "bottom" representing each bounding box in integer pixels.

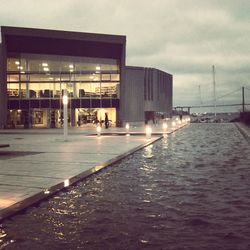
[{"left": 0, "top": 123, "right": 187, "bottom": 221}]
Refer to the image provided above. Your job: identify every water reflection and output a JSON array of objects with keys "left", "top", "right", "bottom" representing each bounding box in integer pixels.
[
  {"left": 1, "top": 124, "right": 250, "bottom": 250},
  {"left": 142, "top": 144, "right": 154, "bottom": 159}
]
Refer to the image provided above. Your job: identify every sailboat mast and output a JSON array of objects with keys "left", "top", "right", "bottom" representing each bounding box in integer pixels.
[
  {"left": 212, "top": 65, "right": 216, "bottom": 118},
  {"left": 198, "top": 85, "right": 202, "bottom": 105}
]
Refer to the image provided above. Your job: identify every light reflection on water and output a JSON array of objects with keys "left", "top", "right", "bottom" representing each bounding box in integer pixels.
[
  {"left": 1, "top": 123, "right": 250, "bottom": 250},
  {"left": 142, "top": 144, "right": 154, "bottom": 159}
]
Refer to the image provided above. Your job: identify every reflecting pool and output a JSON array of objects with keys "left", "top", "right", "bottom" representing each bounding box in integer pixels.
[{"left": 1, "top": 124, "right": 250, "bottom": 250}]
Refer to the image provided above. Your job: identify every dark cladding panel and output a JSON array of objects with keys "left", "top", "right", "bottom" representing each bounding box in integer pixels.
[
  {"left": 20, "top": 100, "right": 29, "bottom": 109},
  {"left": 51, "top": 99, "right": 60, "bottom": 109},
  {"left": 40, "top": 99, "right": 50, "bottom": 108},
  {"left": 81, "top": 99, "right": 91, "bottom": 107},
  {"left": 91, "top": 99, "right": 101, "bottom": 108},
  {"left": 5, "top": 35, "right": 123, "bottom": 59},
  {"left": 71, "top": 99, "right": 80, "bottom": 109},
  {"left": 30, "top": 99, "right": 40, "bottom": 108},
  {"left": 111, "top": 99, "right": 119, "bottom": 107},
  {"left": 102, "top": 99, "right": 111, "bottom": 108},
  {"left": 8, "top": 100, "right": 19, "bottom": 109}
]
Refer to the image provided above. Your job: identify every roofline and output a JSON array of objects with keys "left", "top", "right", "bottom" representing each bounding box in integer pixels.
[
  {"left": 0, "top": 26, "right": 126, "bottom": 44},
  {"left": 126, "top": 65, "right": 145, "bottom": 70},
  {"left": 126, "top": 65, "right": 172, "bottom": 76}
]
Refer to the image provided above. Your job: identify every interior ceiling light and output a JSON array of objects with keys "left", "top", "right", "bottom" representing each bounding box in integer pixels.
[
  {"left": 15, "top": 61, "right": 20, "bottom": 65},
  {"left": 17, "top": 66, "right": 23, "bottom": 70},
  {"left": 43, "top": 67, "right": 49, "bottom": 71},
  {"left": 69, "top": 64, "right": 74, "bottom": 69},
  {"left": 96, "top": 66, "right": 101, "bottom": 70},
  {"left": 69, "top": 69, "right": 74, "bottom": 72},
  {"left": 42, "top": 63, "right": 48, "bottom": 67},
  {"left": 21, "top": 71, "right": 25, "bottom": 74}
]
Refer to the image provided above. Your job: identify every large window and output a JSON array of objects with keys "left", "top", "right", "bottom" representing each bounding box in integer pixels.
[{"left": 7, "top": 53, "right": 120, "bottom": 99}]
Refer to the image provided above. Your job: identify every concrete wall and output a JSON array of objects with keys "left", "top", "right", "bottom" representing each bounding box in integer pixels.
[
  {"left": 144, "top": 68, "right": 172, "bottom": 118},
  {"left": 117, "top": 38, "right": 126, "bottom": 125},
  {"left": 119, "top": 66, "right": 145, "bottom": 124},
  {"left": 166, "top": 73, "right": 173, "bottom": 117},
  {"left": 120, "top": 66, "right": 173, "bottom": 125}
]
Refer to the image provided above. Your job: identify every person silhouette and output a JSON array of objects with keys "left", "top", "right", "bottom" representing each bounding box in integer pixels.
[{"left": 105, "top": 112, "right": 109, "bottom": 129}]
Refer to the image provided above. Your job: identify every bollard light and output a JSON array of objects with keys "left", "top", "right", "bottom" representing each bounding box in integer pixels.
[
  {"left": 64, "top": 179, "right": 69, "bottom": 187},
  {"left": 125, "top": 123, "right": 130, "bottom": 136},
  {"left": 97, "top": 125, "right": 101, "bottom": 137},
  {"left": 145, "top": 126, "right": 152, "bottom": 139},
  {"left": 44, "top": 189, "right": 50, "bottom": 194},
  {"left": 162, "top": 122, "right": 168, "bottom": 137},
  {"left": 162, "top": 122, "right": 168, "bottom": 130},
  {"left": 125, "top": 123, "right": 130, "bottom": 130}
]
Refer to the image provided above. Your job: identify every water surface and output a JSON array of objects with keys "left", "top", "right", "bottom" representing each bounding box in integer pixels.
[{"left": 1, "top": 123, "right": 250, "bottom": 250}]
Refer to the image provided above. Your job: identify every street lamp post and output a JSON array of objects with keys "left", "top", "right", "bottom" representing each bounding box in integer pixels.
[{"left": 63, "top": 89, "right": 68, "bottom": 141}]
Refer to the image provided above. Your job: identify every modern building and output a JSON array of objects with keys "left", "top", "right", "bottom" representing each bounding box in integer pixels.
[
  {"left": 0, "top": 26, "right": 172, "bottom": 129},
  {"left": 121, "top": 66, "right": 172, "bottom": 126}
]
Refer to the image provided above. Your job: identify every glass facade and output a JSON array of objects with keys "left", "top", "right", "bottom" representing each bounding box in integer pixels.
[{"left": 6, "top": 53, "right": 120, "bottom": 128}]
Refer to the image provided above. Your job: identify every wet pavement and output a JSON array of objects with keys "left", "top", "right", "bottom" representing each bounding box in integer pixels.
[
  {"left": 0, "top": 123, "right": 250, "bottom": 249},
  {"left": 0, "top": 120, "right": 188, "bottom": 221}
]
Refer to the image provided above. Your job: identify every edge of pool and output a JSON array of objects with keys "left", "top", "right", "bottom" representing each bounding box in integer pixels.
[
  {"left": 0, "top": 124, "right": 187, "bottom": 223},
  {"left": 235, "top": 122, "right": 250, "bottom": 144}
]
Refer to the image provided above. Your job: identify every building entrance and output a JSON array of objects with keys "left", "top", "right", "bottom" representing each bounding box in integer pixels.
[{"left": 76, "top": 108, "right": 116, "bottom": 127}]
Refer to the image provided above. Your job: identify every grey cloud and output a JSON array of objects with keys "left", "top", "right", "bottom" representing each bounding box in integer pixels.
[{"left": 0, "top": 0, "right": 249, "bottom": 110}]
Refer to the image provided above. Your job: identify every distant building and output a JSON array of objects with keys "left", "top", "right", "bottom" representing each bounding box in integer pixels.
[
  {"left": 0, "top": 26, "right": 172, "bottom": 128},
  {"left": 121, "top": 66, "right": 172, "bottom": 126}
]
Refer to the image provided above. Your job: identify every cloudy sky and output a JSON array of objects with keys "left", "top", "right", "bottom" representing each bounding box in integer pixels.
[{"left": 0, "top": 0, "right": 250, "bottom": 111}]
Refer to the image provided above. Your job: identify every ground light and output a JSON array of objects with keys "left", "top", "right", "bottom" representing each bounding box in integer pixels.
[
  {"left": 125, "top": 123, "right": 130, "bottom": 136},
  {"left": 162, "top": 122, "right": 168, "bottom": 131},
  {"left": 145, "top": 125, "right": 152, "bottom": 139},
  {"left": 163, "top": 122, "right": 168, "bottom": 135},
  {"left": 44, "top": 189, "right": 50, "bottom": 194},
  {"left": 162, "top": 122, "right": 168, "bottom": 137},
  {"left": 172, "top": 121, "right": 176, "bottom": 130},
  {"left": 97, "top": 125, "right": 101, "bottom": 137},
  {"left": 64, "top": 179, "right": 70, "bottom": 187},
  {"left": 62, "top": 89, "right": 68, "bottom": 141}
]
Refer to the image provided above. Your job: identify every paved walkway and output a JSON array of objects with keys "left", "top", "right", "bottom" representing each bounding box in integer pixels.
[{"left": 0, "top": 122, "right": 187, "bottom": 221}]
